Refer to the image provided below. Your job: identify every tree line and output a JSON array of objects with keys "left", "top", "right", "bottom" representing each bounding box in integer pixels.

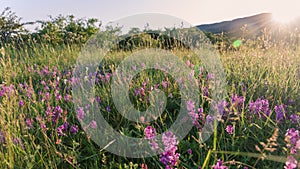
[{"left": 0, "top": 7, "right": 239, "bottom": 50}]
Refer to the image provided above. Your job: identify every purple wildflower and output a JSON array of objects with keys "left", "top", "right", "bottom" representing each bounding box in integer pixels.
[
  {"left": 77, "top": 107, "right": 85, "bottom": 120},
  {"left": 186, "top": 100, "right": 195, "bottom": 112},
  {"left": 144, "top": 126, "right": 157, "bottom": 139},
  {"left": 212, "top": 159, "right": 228, "bottom": 169},
  {"left": 96, "top": 96, "right": 101, "bottom": 103},
  {"left": 45, "top": 92, "right": 50, "bottom": 101},
  {"left": 202, "top": 86, "right": 209, "bottom": 97},
  {"left": 64, "top": 94, "right": 71, "bottom": 102},
  {"left": 55, "top": 91, "right": 62, "bottom": 101},
  {"left": 53, "top": 106, "right": 63, "bottom": 125},
  {"left": 288, "top": 99, "right": 295, "bottom": 105},
  {"left": 39, "top": 122, "right": 47, "bottom": 131},
  {"left": 206, "top": 115, "right": 214, "bottom": 124},
  {"left": 206, "top": 73, "right": 214, "bottom": 81},
  {"left": 231, "top": 94, "right": 245, "bottom": 109},
  {"left": 225, "top": 125, "right": 234, "bottom": 135},
  {"left": 249, "top": 98, "right": 271, "bottom": 118},
  {"left": 198, "top": 108, "right": 205, "bottom": 122},
  {"left": 284, "top": 156, "right": 297, "bottom": 169},
  {"left": 25, "top": 118, "right": 34, "bottom": 129},
  {"left": 134, "top": 87, "right": 145, "bottom": 97},
  {"left": 189, "top": 111, "right": 199, "bottom": 125},
  {"left": 216, "top": 100, "right": 228, "bottom": 115},
  {"left": 162, "top": 81, "right": 168, "bottom": 88},
  {"left": 290, "top": 114, "right": 300, "bottom": 124},
  {"left": 18, "top": 100, "right": 25, "bottom": 107},
  {"left": 70, "top": 125, "right": 79, "bottom": 134},
  {"left": 144, "top": 126, "right": 159, "bottom": 151},
  {"left": 275, "top": 104, "right": 287, "bottom": 122},
  {"left": 57, "top": 126, "right": 64, "bottom": 136},
  {"left": 41, "top": 66, "right": 50, "bottom": 76},
  {"left": 57, "top": 122, "right": 69, "bottom": 136},
  {"left": 285, "top": 128, "right": 300, "bottom": 154},
  {"left": 187, "top": 100, "right": 201, "bottom": 127},
  {"left": 89, "top": 120, "right": 97, "bottom": 129},
  {"left": 160, "top": 131, "right": 180, "bottom": 169}
]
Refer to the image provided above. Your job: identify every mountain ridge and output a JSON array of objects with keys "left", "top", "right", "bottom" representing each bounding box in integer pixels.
[{"left": 196, "top": 13, "right": 300, "bottom": 38}]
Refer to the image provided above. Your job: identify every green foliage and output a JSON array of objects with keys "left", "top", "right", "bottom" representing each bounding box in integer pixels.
[
  {"left": 203, "top": 31, "right": 233, "bottom": 50},
  {"left": 0, "top": 7, "right": 28, "bottom": 45},
  {"left": 33, "top": 15, "right": 100, "bottom": 44}
]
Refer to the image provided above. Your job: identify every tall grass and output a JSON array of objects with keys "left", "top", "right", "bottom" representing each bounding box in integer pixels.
[{"left": 0, "top": 31, "right": 299, "bottom": 169}]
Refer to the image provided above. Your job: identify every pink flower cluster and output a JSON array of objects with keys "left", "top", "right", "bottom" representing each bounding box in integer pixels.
[
  {"left": 144, "top": 126, "right": 180, "bottom": 169},
  {"left": 284, "top": 128, "right": 300, "bottom": 169}
]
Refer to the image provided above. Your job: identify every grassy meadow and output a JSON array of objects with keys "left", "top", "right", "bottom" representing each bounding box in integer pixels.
[{"left": 0, "top": 28, "right": 299, "bottom": 169}]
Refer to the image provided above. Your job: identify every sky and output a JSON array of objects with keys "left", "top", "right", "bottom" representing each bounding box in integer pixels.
[{"left": 1, "top": 0, "right": 300, "bottom": 28}]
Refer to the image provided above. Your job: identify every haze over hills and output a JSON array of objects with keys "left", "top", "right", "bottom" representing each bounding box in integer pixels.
[{"left": 196, "top": 13, "right": 300, "bottom": 39}]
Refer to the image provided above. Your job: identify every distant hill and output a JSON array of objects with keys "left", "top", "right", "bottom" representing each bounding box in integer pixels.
[{"left": 196, "top": 13, "right": 300, "bottom": 39}]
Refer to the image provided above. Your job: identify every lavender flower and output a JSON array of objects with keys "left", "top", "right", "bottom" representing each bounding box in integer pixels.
[
  {"left": 40, "top": 122, "right": 47, "bottom": 131},
  {"left": 285, "top": 128, "right": 300, "bottom": 154},
  {"left": 212, "top": 159, "right": 228, "bottom": 169},
  {"left": 290, "top": 114, "right": 300, "bottom": 124},
  {"left": 57, "top": 122, "right": 69, "bottom": 136},
  {"left": 89, "top": 120, "right": 97, "bottom": 129},
  {"left": 55, "top": 91, "right": 62, "bottom": 101},
  {"left": 275, "top": 104, "right": 287, "bottom": 122},
  {"left": 189, "top": 111, "right": 199, "bottom": 125},
  {"left": 160, "top": 131, "right": 180, "bottom": 169},
  {"left": 206, "top": 73, "right": 214, "bottom": 81},
  {"left": 144, "top": 126, "right": 156, "bottom": 139},
  {"left": 284, "top": 156, "right": 298, "bottom": 169},
  {"left": 225, "top": 125, "right": 234, "bottom": 135},
  {"left": 70, "top": 125, "right": 79, "bottom": 134},
  {"left": 186, "top": 100, "right": 195, "bottom": 112},
  {"left": 249, "top": 98, "right": 271, "bottom": 118},
  {"left": 53, "top": 106, "right": 63, "bottom": 125},
  {"left": 26, "top": 118, "right": 34, "bottom": 129},
  {"left": 231, "top": 94, "right": 245, "bottom": 109},
  {"left": 187, "top": 100, "right": 202, "bottom": 128},
  {"left": 162, "top": 81, "right": 168, "bottom": 88},
  {"left": 206, "top": 115, "right": 214, "bottom": 124},
  {"left": 96, "top": 96, "right": 101, "bottom": 104},
  {"left": 202, "top": 86, "right": 209, "bottom": 97},
  {"left": 18, "top": 100, "right": 25, "bottom": 107},
  {"left": 64, "top": 94, "right": 71, "bottom": 102},
  {"left": 45, "top": 92, "right": 50, "bottom": 101},
  {"left": 41, "top": 66, "right": 50, "bottom": 76},
  {"left": 77, "top": 107, "right": 85, "bottom": 120},
  {"left": 288, "top": 99, "right": 295, "bottom": 105},
  {"left": 216, "top": 100, "right": 228, "bottom": 115},
  {"left": 144, "top": 126, "right": 159, "bottom": 151}
]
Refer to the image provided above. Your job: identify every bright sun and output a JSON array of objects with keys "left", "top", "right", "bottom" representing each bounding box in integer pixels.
[
  {"left": 272, "top": 12, "right": 298, "bottom": 24},
  {"left": 271, "top": 6, "right": 300, "bottom": 24}
]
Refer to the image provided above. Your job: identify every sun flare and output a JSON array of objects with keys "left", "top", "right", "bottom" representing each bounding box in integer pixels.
[
  {"left": 271, "top": 6, "right": 300, "bottom": 24},
  {"left": 272, "top": 12, "right": 298, "bottom": 24}
]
